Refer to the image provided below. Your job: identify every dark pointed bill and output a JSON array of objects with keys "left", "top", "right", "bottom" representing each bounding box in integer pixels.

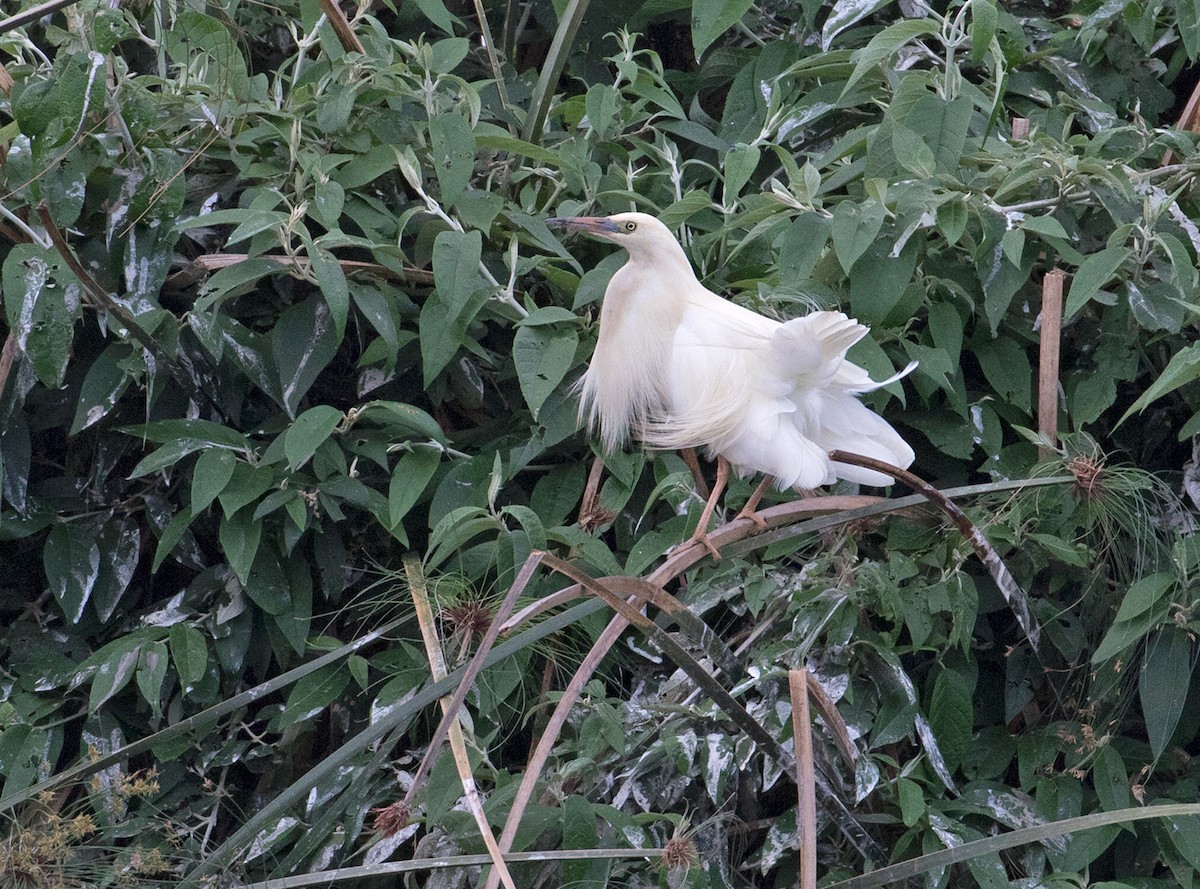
[{"left": 546, "top": 216, "right": 620, "bottom": 237}]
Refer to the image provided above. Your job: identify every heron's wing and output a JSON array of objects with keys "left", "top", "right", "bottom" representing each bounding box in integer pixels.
[{"left": 768, "top": 311, "right": 916, "bottom": 486}]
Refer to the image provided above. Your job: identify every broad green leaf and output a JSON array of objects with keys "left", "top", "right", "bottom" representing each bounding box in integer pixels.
[
  {"left": 1108, "top": 571, "right": 1176, "bottom": 619},
  {"left": 849, "top": 240, "right": 918, "bottom": 326},
  {"left": 1118, "top": 342, "right": 1200, "bottom": 424},
  {"left": 246, "top": 547, "right": 292, "bottom": 616},
  {"left": 192, "top": 448, "right": 237, "bottom": 516},
  {"left": 218, "top": 462, "right": 276, "bottom": 516},
  {"left": 1091, "top": 744, "right": 1129, "bottom": 812},
  {"left": 969, "top": 0, "right": 998, "bottom": 64},
  {"left": 1128, "top": 280, "right": 1189, "bottom": 333},
  {"left": 284, "top": 405, "right": 343, "bottom": 471},
  {"left": 474, "top": 133, "right": 561, "bottom": 167},
  {"left": 905, "top": 95, "right": 972, "bottom": 173},
  {"left": 273, "top": 296, "right": 338, "bottom": 418},
  {"left": 1065, "top": 246, "right": 1131, "bottom": 319},
  {"left": 841, "top": 15, "right": 936, "bottom": 86},
  {"left": 428, "top": 112, "right": 476, "bottom": 209},
  {"left": 71, "top": 342, "right": 134, "bottom": 434},
  {"left": 92, "top": 518, "right": 141, "bottom": 623},
  {"left": 276, "top": 665, "right": 349, "bottom": 729},
  {"left": 1019, "top": 215, "right": 1069, "bottom": 240},
  {"left": 411, "top": 0, "right": 458, "bottom": 32},
  {"left": 513, "top": 325, "right": 578, "bottom": 420},
  {"left": 420, "top": 229, "right": 485, "bottom": 384},
  {"left": 169, "top": 623, "right": 208, "bottom": 691},
  {"left": 44, "top": 523, "right": 101, "bottom": 623},
  {"left": 311, "top": 179, "right": 345, "bottom": 229},
  {"left": 151, "top": 508, "right": 195, "bottom": 573},
  {"left": 309, "top": 244, "right": 349, "bottom": 338},
  {"left": 831, "top": 200, "right": 885, "bottom": 274},
  {"left": 123, "top": 418, "right": 250, "bottom": 450},
  {"left": 723, "top": 143, "right": 760, "bottom": 202},
  {"left": 1140, "top": 627, "right": 1194, "bottom": 761},
  {"left": 388, "top": 448, "right": 440, "bottom": 530},
  {"left": 896, "top": 777, "right": 925, "bottom": 827},
  {"left": 1180, "top": 0, "right": 1200, "bottom": 58},
  {"left": 937, "top": 198, "right": 967, "bottom": 246},
  {"left": 136, "top": 641, "right": 169, "bottom": 716},
  {"left": 692, "top": 0, "right": 755, "bottom": 58},
  {"left": 929, "top": 669, "right": 972, "bottom": 771},
  {"left": 584, "top": 84, "right": 620, "bottom": 140},
  {"left": 88, "top": 637, "right": 141, "bottom": 714},
  {"left": 974, "top": 337, "right": 1031, "bottom": 413},
  {"left": 220, "top": 506, "right": 263, "bottom": 586},
  {"left": 2, "top": 242, "right": 81, "bottom": 389},
  {"left": 358, "top": 401, "right": 447, "bottom": 443}
]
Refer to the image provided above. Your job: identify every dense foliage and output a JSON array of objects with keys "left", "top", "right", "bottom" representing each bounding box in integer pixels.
[{"left": 3, "top": 0, "right": 1200, "bottom": 885}]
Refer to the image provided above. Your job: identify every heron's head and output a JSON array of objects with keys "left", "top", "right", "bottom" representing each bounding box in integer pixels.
[{"left": 547, "top": 212, "right": 685, "bottom": 266}]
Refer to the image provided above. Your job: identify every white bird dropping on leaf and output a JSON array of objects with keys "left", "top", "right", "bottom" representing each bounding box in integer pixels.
[{"left": 550, "top": 211, "right": 915, "bottom": 553}]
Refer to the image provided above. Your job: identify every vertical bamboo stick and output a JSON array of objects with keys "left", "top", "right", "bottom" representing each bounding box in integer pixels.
[
  {"left": 1038, "top": 270, "right": 1064, "bottom": 458},
  {"left": 789, "top": 669, "right": 817, "bottom": 889},
  {"left": 1011, "top": 117, "right": 1029, "bottom": 140}
]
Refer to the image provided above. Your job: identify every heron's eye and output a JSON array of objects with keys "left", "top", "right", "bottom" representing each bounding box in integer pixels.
[{"left": 623, "top": 221, "right": 637, "bottom": 232}]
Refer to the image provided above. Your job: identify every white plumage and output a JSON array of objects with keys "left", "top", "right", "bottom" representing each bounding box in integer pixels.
[{"left": 550, "top": 211, "right": 914, "bottom": 537}]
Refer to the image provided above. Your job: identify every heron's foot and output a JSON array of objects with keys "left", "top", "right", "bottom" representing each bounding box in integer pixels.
[
  {"left": 673, "top": 526, "right": 722, "bottom": 562},
  {"left": 735, "top": 505, "right": 768, "bottom": 532}
]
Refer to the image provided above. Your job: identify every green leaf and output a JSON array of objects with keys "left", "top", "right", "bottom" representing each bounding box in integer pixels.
[
  {"left": 276, "top": 664, "right": 349, "bottom": 729},
  {"left": 905, "top": 95, "right": 972, "bottom": 173},
  {"left": 1065, "top": 246, "right": 1131, "bottom": 319},
  {"left": 191, "top": 448, "right": 237, "bottom": 515},
  {"left": 691, "top": 0, "right": 754, "bottom": 59},
  {"left": 273, "top": 296, "right": 338, "bottom": 418},
  {"left": 929, "top": 669, "right": 972, "bottom": 771},
  {"left": 88, "top": 636, "right": 141, "bottom": 714},
  {"left": 411, "top": 0, "right": 458, "bottom": 32},
  {"left": 218, "top": 462, "right": 276, "bottom": 516},
  {"left": 123, "top": 418, "right": 250, "bottom": 450},
  {"left": 584, "top": 83, "right": 620, "bottom": 140},
  {"left": 1180, "top": 0, "right": 1200, "bottom": 58},
  {"left": 974, "top": 337, "right": 1031, "bottom": 413},
  {"left": 969, "top": 0, "right": 998, "bottom": 64},
  {"left": 358, "top": 401, "right": 447, "bottom": 443},
  {"left": 284, "top": 405, "right": 344, "bottom": 471},
  {"left": 841, "top": 17, "right": 937, "bottom": 89},
  {"left": 309, "top": 244, "right": 349, "bottom": 339},
  {"left": 136, "top": 641, "right": 169, "bottom": 716},
  {"left": 1019, "top": 215, "right": 1069, "bottom": 240},
  {"left": 896, "top": 777, "right": 925, "bottom": 827},
  {"left": 2, "top": 242, "right": 81, "bottom": 389},
  {"left": 1114, "top": 572, "right": 1175, "bottom": 624},
  {"left": 220, "top": 507, "right": 263, "bottom": 586},
  {"left": 831, "top": 200, "right": 885, "bottom": 274},
  {"left": 1118, "top": 342, "right": 1200, "bottom": 424},
  {"left": 92, "top": 518, "right": 141, "bottom": 623},
  {"left": 1140, "top": 627, "right": 1194, "bottom": 761},
  {"left": 388, "top": 448, "right": 440, "bottom": 530},
  {"left": 420, "top": 229, "right": 485, "bottom": 385},
  {"left": 723, "top": 143, "right": 760, "bottom": 202},
  {"left": 44, "top": 523, "right": 100, "bottom": 624},
  {"left": 169, "top": 623, "right": 208, "bottom": 691},
  {"left": 428, "top": 112, "right": 476, "bottom": 209},
  {"left": 71, "top": 342, "right": 134, "bottom": 434},
  {"left": 513, "top": 325, "right": 578, "bottom": 420},
  {"left": 1091, "top": 745, "right": 1128, "bottom": 812}
]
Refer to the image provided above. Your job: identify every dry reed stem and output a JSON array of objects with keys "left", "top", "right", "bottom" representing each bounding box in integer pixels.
[{"left": 403, "top": 556, "right": 518, "bottom": 889}]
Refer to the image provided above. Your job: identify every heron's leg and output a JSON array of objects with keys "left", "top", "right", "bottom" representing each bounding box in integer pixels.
[
  {"left": 577, "top": 456, "right": 614, "bottom": 532},
  {"left": 735, "top": 475, "right": 774, "bottom": 531},
  {"left": 683, "top": 455, "right": 729, "bottom": 560},
  {"left": 680, "top": 447, "right": 711, "bottom": 500}
]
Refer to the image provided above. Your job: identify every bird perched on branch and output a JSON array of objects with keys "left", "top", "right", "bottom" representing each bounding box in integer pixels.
[{"left": 548, "top": 211, "right": 915, "bottom": 556}]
